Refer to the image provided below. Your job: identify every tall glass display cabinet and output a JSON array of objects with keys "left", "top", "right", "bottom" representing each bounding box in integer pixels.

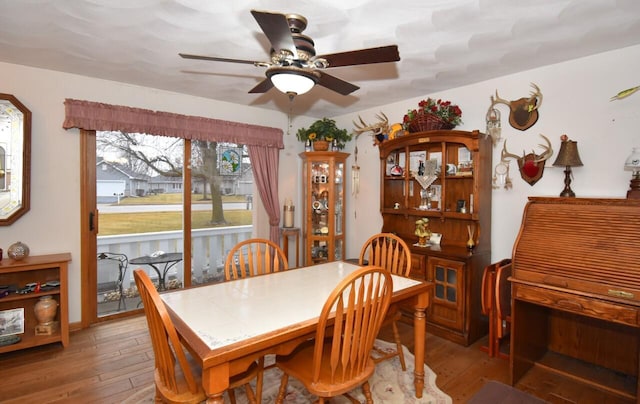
[{"left": 300, "top": 151, "right": 349, "bottom": 266}]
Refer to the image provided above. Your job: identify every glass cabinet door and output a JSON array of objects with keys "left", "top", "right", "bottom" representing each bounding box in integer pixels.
[
  {"left": 301, "top": 152, "right": 349, "bottom": 266},
  {"left": 427, "top": 257, "right": 464, "bottom": 332}
]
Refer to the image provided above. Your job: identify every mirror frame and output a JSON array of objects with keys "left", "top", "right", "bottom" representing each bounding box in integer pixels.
[{"left": 0, "top": 93, "right": 31, "bottom": 225}]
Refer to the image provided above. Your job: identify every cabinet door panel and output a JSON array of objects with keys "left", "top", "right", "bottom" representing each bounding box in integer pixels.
[{"left": 428, "top": 257, "right": 465, "bottom": 331}]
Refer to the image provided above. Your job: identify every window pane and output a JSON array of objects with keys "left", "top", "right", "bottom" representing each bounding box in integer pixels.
[
  {"left": 190, "top": 141, "right": 253, "bottom": 286},
  {"left": 96, "top": 131, "right": 184, "bottom": 316}
]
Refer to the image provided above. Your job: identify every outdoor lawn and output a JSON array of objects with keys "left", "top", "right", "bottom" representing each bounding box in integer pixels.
[{"left": 98, "top": 193, "right": 252, "bottom": 235}]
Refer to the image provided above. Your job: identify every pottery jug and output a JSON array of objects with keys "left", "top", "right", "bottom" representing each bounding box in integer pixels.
[{"left": 34, "top": 295, "right": 58, "bottom": 326}]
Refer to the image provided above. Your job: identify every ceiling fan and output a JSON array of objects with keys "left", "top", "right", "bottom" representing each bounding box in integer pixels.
[{"left": 179, "top": 10, "right": 400, "bottom": 98}]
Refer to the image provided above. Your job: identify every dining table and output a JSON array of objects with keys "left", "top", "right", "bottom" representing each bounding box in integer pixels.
[
  {"left": 130, "top": 252, "right": 183, "bottom": 291},
  {"left": 161, "top": 260, "right": 432, "bottom": 403}
]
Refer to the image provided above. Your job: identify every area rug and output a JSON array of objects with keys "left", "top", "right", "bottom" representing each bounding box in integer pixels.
[{"left": 124, "top": 339, "right": 451, "bottom": 403}]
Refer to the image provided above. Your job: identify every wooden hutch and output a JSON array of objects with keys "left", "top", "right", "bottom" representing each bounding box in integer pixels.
[
  {"left": 511, "top": 197, "right": 640, "bottom": 402},
  {"left": 378, "top": 129, "right": 492, "bottom": 345},
  {"left": 300, "top": 151, "right": 349, "bottom": 266}
]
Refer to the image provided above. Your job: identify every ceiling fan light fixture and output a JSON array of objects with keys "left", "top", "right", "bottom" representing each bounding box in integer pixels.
[{"left": 267, "top": 66, "right": 319, "bottom": 96}]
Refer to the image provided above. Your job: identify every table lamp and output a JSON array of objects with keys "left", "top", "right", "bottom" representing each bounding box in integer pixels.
[
  {"left": 552, "top": 136, "right": 583, "bottom": 197},
  {"left": 624, "top": 147, "right": 640, "bottom": 199}
]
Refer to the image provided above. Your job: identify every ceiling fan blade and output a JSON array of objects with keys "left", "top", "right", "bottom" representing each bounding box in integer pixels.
[
  {"left": 179, "top": 53, "right": 259, "bottom": 65},
  {"left": 250, "top": 10, "right": 297, "bottom": 57},
  {"left": 317, "top": 71, "right": 359, "bottom": 95},
  {"left": 248, "top": 78, "right": 274, "bottom": 94},
  {"left": 318, "top": 45, "right": 400, "bottom": 68}
]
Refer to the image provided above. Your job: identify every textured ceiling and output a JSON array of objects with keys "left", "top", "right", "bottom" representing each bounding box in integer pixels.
[{"left": 1, "top": 0, "right": 640, "bottom": 118}]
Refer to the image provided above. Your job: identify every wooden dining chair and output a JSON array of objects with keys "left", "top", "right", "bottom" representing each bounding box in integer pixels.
[
  {"left": 275, "top": 266, "right": 393, "bottom": 404},
  {"left": 224, "top": 238, "right": 289, "bottom": 281},
  {"left": 133, "top": 269, "right": 263, "bottom": 403},
  {"left": 359, "top": 232, "right": 411, "bottom": 370},
  {"left": 480, "top": 258, "right": 512, "bottom": 358}
]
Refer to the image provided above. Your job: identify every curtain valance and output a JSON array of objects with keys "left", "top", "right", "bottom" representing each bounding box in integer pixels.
[{"left": 63, "top": 99, "right": 284, "bottom": 148}]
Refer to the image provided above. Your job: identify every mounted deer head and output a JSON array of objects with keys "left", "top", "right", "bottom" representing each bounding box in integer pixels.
[
  {"left": 501, "top": 134, "right": 553, "bottom": 186},
  {"left": 353, "top": 112, "right": 390, "bottom": 145},
  {"left": 489, "top": 83, "right": 543, "bottom": 131}
]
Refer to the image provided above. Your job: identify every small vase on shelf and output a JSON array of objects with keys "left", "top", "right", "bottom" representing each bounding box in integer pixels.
[
  {"left": 7, "top": 241, "right": 29, "bottom": 260},
  {"left": 466, "top": 225, "right": 475, "bottom": 250}
]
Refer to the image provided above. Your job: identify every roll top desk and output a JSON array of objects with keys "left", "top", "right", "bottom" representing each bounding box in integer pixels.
[{"left": 510, "top": 197, "right": 640, "bottom": 402}]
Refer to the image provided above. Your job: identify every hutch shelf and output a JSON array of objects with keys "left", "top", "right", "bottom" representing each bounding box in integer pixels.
[
  {"left": 0, "top": 253, "right": 71, "bottom": 353},
  {"left": 300, "top": 151, "right": 349, "bottom": 266},
  {"left": 378, "top": 130, "right": 492, "bottom": 346}
]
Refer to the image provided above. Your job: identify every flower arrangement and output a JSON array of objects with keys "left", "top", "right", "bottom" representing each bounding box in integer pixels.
[
  {"left": 296, "top": 118, "right": 353, "bottom": 150},
  {"left": 403, "top": 98, "right": 463, "bottom": 132}
]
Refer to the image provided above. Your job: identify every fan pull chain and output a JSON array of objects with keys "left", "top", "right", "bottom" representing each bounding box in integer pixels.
[
  {"left": 352, "top": 145, "right": 360, "bottom": 197},
  {"left": 286, "top": 97, "right": 294, "bottom": 135}
]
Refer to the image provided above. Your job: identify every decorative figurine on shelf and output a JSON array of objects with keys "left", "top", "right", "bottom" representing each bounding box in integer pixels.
[{"left": 415, "top": 218, "right": 431, "bottom": 247}]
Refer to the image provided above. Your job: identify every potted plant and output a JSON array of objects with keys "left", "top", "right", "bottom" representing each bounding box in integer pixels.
[
  {"left": 403, "top": 98, "right": 463, "bottom": 133},
  {"left": 296, "top": 118, "right": 353, "bottom": 151}
]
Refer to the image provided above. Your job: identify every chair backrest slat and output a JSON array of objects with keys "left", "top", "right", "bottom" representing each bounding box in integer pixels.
[
  {"left": 359, "top": 233, "right": 411, "bottom": 277},
  {"left": 224, "top": 238, "right": 288, "bottom": 281},
  {"left": 313, "top": 266, "right": 392, "bottom": 385}
]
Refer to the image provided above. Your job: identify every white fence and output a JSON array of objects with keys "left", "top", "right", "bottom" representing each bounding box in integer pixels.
[{"left": 97, "top": 225, "right": 253, "bottom": 287}]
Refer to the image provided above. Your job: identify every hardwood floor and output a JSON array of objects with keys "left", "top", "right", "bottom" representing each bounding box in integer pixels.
[{"left": 0, "top": 315, "right": 631, "bottom": 403}]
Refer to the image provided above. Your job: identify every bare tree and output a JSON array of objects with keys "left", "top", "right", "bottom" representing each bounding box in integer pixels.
[
  {"left": 191, "top": 139, "right": 225, "bottom": 224},
  {"left": 97, "top": 131, "right": 228, "bottom": 224}
]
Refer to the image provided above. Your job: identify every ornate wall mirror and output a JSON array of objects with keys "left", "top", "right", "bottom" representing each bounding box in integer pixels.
[{"left": 0, "top": 93, "right": 31, "bottom": 225}]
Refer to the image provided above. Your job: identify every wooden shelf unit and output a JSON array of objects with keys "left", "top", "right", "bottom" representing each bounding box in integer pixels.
[
  {"left": 378, "top": 130, "right": 492, "bottom": 346},
  {"left": 0, "top": 253, "right": 71, "bottom": 353}
]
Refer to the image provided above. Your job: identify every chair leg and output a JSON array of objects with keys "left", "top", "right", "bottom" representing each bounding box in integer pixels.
[
  {"left": 275, "top": 373, "right": 289, "bottom": 404},
  {"left": 392, "top": 320, "right": 406, "bottom": 371},
  {"left": 362, "top": 381, "right": 373, "bottom": 404},
  {"left": 243, "top": 383, "right": 256, "bottom": 404},
  {"left": 228, "top": 388, "right": 237, "bottom": 404}
]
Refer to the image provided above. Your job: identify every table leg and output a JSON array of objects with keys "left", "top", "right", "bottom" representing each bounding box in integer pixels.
[
  {"left": 413, "top": 291, "right": 429, "bottom": 398},
  {"left": 159, "top": 260, "right": 183, "bottom": 290},
  {"left": 203, "top": 365, "right": 229, "bottom": 404},
  {"left": 147, "top": 264, "right": 164, "bottom": 290}
]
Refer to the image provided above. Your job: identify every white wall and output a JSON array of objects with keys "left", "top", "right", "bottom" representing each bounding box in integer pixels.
[
  {"left": 1, "top": 43, "right": 638, "bottom": 324},
  {"left": 335, "top": 44, "right": 640, "bottom": 262}
]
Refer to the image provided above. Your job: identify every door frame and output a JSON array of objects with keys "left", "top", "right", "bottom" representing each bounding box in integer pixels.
[{"left": 80, "top": 130, "right": 195, "bottom": 326}]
